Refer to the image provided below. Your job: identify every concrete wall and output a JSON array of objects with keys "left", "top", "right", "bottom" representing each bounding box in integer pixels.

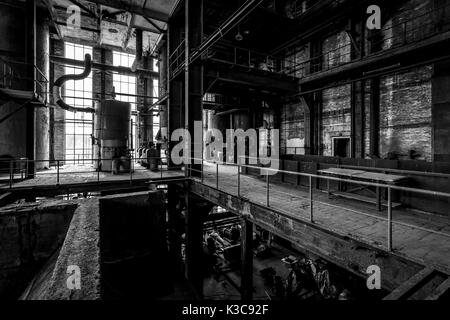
[
  {"left": 0, "top": 101, "right": 27, "bottom": 159},
  {"left": 35, "top": 8, "right": 50, "bottom": 169},
  {"left": 0, "top": 201, "right": 77, "bottom": 299},
  {"left": 51, "top": 39, "right": 66, "bottom": 162},
  {"left": 99, "top": 192, "right": 171, "bottom": 299}
]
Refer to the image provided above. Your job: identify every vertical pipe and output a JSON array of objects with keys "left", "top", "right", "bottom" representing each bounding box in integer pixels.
[
  {"left": 309, "top": 175, "right": 314, "bottom": 223},
  {"left": 185, "top": 0, "right": 190, "bottom": 179},
  {"left": 266, "top": 174, "right": 270, "bottom": 207},
  {"left": 387, "top": 186, "right": 393, "bottom": 251},
  {"left": 97, "top": 159, "right": 100, "bottom": 182}
]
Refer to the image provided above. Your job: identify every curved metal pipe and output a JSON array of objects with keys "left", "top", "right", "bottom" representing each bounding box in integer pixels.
[{"left": 53, "top": 53, "right": 95, "bottom": 113}]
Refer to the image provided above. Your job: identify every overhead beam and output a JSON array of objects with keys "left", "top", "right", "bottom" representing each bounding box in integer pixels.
[
  {"left": 88, "top": 0, "right": 169, "bottom": 22},
  {"left": 204, "top": 63, "right": 298, "bottom": 93},
  {"left": 144, "top": 16, "right": 165, "bottom": 34},
  {"left": 189, "top": 0, "right": 263, "bottom": 64},
  {"left": 67, "top": 0, "right": 98, "bottom": 18}
]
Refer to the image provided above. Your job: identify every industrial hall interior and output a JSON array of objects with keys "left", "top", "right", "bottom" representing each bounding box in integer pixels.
[{"left": 1, "top": 0, "right": 450, "bottom": 301}]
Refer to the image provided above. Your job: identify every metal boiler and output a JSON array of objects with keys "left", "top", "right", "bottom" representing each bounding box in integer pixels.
[{"left": 94, "top": 100, "right": 131, "bottom": 172}]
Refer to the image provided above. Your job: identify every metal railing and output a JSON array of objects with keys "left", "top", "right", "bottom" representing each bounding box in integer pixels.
[
  {"left": 188, "top": 156, "right": 450, "bottom": 254},
  {"left": 0, "top": 57, "right": 49, "bottom": 102},
  {"left": 168, "top": 39, "right": 186, "bottom": 79},
  {"left": 0, "top": 156, "right": 177, "bottom": 189},
  {"left": 283, "top": 2, "right": 450, "bottom": 80},
  {"left": 3, "top": 153, "right": 450, "bottom": 261},
  {"left": 204, "top": 41, "right": 296, "bottom": 76}
]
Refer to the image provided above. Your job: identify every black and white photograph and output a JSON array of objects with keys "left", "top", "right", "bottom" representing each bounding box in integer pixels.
[{"left": 0, "top": 0, "right": 449, "bottom": 311}]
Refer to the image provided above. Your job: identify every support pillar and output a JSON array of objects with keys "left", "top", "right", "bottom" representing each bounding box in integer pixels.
[
  {"left": 185, "top": 0, "right": 204, "bottom": 176},
  {"left": 35, "top": 6, "right": 50, "bottom": 170},
  {"left": 185, "top": 192, "right": 211, "bottom": 297},
  {"left": 167, "top": 185, "right": 183, "bottom": 268},
  {"left": 241, "top": 219, "right": 253, "bottom": 301},
  {"left": 26, "top": 0, "right": 36, "bottom": 177}
]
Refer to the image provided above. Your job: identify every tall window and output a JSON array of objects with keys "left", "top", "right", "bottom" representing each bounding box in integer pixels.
[
  {"left": 64, "top": 43, "right": 93, "bottom": 164},
  {"left": 113, "top": 51, "right": 137, "bottom": 149}
]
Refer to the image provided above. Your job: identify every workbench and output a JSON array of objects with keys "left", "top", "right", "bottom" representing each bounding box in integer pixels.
[{"left": 318, "top": 168, "right": 409, "bottom": 211}]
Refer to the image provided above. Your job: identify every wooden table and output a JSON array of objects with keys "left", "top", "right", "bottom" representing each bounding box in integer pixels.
[{"left": 318, "top": 168, "right": 409, "bottom": 211}]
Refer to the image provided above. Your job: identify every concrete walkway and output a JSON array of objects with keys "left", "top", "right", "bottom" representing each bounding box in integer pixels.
[{"left": 198, "top": 162, "right": 450, "bottom": 273}]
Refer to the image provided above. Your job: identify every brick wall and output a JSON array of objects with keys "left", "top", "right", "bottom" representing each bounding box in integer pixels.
[
  {"left": 285, "top": 44, "right": 310, "bottom": 78},
  {"left": 371, "top": 0, "right": 435, "bottom": 53},
  {"left": 321, "top": 84, "right": 352, "bottom": 156},
  {"left": 322, "top": 31, "right": 351, "bottom": 70},
  {"left": 280, "top": 101, "right": 307, "bottom": 155},
  {"left": 364, "top": 81, "right": 372, "bottom": 156},
  {"left": 379, "top": 65, "right": 433, "bottom": 161}
]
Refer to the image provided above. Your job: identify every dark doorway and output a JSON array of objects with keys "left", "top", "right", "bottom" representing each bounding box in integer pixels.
[{"left": 333, "top": 138, "right": 351, "bottom": 158}]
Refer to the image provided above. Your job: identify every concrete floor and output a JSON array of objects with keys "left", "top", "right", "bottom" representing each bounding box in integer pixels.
[{"left": 203, "top": 244, "right": 299, "bottom": 300}]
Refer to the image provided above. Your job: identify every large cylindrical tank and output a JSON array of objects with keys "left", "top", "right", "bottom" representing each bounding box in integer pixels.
[
  {"left": 232, "top": 112, "right": 250, "bottom": 130},
  {"left": 94, "top": 100, "right": 131, "bottom": 172}
]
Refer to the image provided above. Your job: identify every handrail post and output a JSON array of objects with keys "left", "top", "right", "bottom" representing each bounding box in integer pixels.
[
  {"left": 201, "top": 158, "right": 204, "bottom": 184},
  {"left": 9, "top": 160, "right": 13, "bottom": 189},
  {"left": 387, "top": 186, "right": 393, "bottom": 251},
  {"left": 216, "top": 163, "right": 219, "bottom": 189},
  {"left": 130, "top": 156, "right": 133, "bottom": 185},
  {"left": 309, "top": 176, "right": 314, "bottom": 223},
  {"left": 97, "top": 159, "right": 100, "bottom": 183},
  {"left": 266, "top": 173, "right": 270, "bottom": 207},
  {"left": 238, "top": 163, "right": 241, "bottom": 197},
  {"left": 56, "top": 160, "right": 60, "bottom": 185}
]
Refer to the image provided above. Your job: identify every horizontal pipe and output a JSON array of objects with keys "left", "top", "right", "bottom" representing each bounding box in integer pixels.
[{"left": 50, "top": 55, "right": 159, "bottom": 79}]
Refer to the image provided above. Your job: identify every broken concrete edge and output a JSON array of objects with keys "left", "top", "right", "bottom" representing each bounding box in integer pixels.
[
  {"left": 25, "top": 191, "right": 165, "bottom": 300},
  {"left": 40, "top": 198, "right": 102, "bottom": 300}
]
